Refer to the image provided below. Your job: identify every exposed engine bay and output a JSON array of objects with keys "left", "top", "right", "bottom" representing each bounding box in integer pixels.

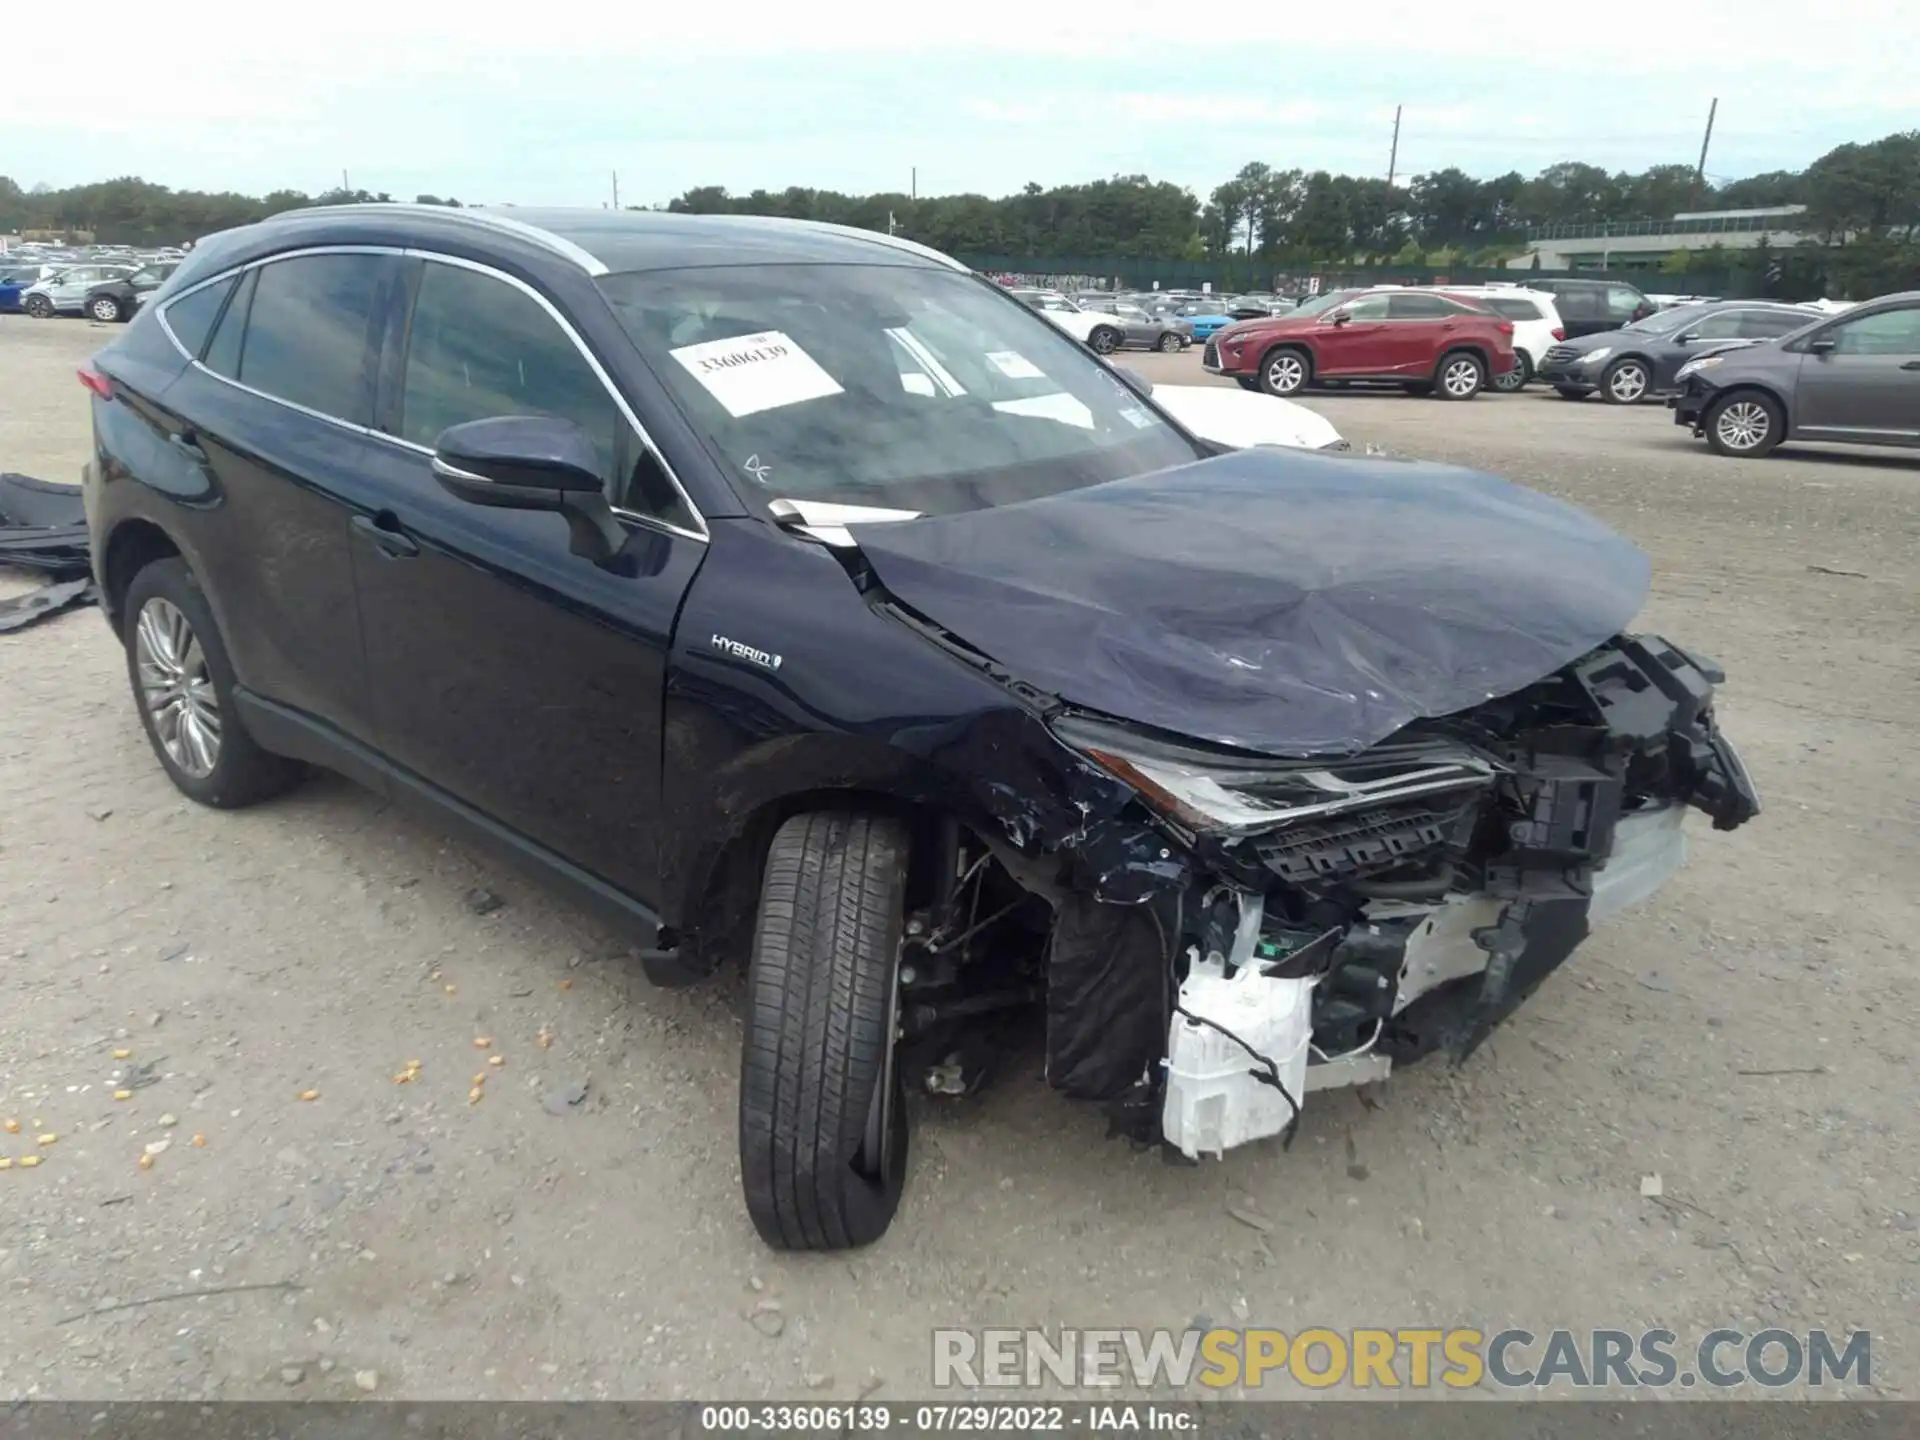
[{"left": 889, "top": 631, "right": 1761, "bottom": 1156}]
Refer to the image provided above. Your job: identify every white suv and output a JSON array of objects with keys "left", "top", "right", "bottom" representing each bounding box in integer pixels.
[{"left": 1434, "top": 286, "right": 1565, "bottom": 392}]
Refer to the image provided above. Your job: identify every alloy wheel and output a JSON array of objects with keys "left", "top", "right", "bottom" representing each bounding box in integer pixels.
[
  {"left": 1714, "top": 400, "right": 1772, "bottom": 452},
  {"left": 1442, "top": 357, "right": 1481, "bottom": 397},
  {"left": 135, "top": 597, "right": 222, "bottom": 778},
  {"left": 1608, "top": 362, "right": 1648, "bottom": 403},
  {"left": 1091, "top": 329, "right": 1118, "bottom": 354},
  {"left": 90, "top": 297, "right": 119, "bottom": 322},
  {"left": 1265, "top": 353, "right": 1305, "bottom": 394},
  {"left": 1492, "top": 357, "right": 1528, "bottom": 391}
]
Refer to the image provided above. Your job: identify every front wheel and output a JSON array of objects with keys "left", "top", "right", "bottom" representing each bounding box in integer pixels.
[
  {"left": 1435, "top": 351, "right": 1486, "bottom": 400},
  {"left": 89, "top": 294, "right": 124, "bottom": 323},
  {"left": 1704, "top": 392, "right": 1783, "bottom": 457},
  {"left": 1088, "top": 326, "right": 1121, "bottom": 355},
  {"left": 1258, "top": 347, "right": 1310, "bottom": 397},
  {"left": 740, "top": 812, "right": 911, "bottom": 1250},
  {"left": 1602, "top": 357, "right": 1650, "bottom": 405},
  {"left": 1156, "top": 331, "right": 1182, "bottom": 353},
  {"left": 23, "top": 294, "right": 54, "bottom": 319}
]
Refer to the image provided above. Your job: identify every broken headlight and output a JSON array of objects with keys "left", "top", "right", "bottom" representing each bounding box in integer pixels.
[{"left": 1054, "top": 714, "right": 1502, "bottom": 840}]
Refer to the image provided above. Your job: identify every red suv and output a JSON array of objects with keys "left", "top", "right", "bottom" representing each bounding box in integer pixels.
[{"left": 1203, "top": 288, "right": 1517, "bottom": 400}]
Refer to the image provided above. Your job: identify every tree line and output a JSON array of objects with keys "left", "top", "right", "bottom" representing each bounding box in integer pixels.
[{"left": 5, "top": 131, "right": 1914, "bottom": 277}]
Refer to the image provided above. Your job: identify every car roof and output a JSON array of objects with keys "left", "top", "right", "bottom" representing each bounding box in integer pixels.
[{"left": 181, "top": 204, "right": 969, "bottom": 284}]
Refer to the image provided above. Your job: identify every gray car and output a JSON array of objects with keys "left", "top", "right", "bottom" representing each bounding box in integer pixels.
[
  {"left": 1669, "top": 290, "right": 1920, "bottom": 457},
  {"left": 20, "top": 263, "right": 137, "bottom": 318},
  {"left": 1078, "top": 297, "right": 1191, "bottom": 351}
]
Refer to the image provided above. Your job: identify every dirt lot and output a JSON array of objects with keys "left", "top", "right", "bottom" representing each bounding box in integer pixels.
[{"left": 2, "top": 313, "right": 1916, "bottom": 1402}]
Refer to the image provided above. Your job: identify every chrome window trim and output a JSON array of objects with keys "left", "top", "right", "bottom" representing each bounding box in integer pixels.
[{"left": 155, "top": 244, "right": 707, "bottom": 544}]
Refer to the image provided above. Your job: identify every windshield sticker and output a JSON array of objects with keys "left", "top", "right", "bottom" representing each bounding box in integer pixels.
[
  {"left": 986, "top": 350, "right": 1046, "bottom": 380},
  {"left": 1119, "top": 406, "right": 1156, "bottom": 429},
  {"left": 670, "top": 331, "right": 843, "bottom": 417}
]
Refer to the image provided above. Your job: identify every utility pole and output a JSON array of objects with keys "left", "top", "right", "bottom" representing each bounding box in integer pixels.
[
  {"left": 1692, "top": 98, "right": 1718, "bottom": 209},
  {"left": 1386, "top": 105, "right": 1402, "bottom": 187},
  {"left": 341, "top": 169, "right": 350, "bottom": 194},
  {"left": 611, "top": 170, "right": 620, "bottom": 209},
  {"left": 911, "top": 167, "right": 917, "bottom": 202}
]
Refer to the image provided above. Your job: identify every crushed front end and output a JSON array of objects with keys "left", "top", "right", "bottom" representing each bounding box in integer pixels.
[{"left": 1041, "top": 633, "right": 1761, "bottom": 1155}]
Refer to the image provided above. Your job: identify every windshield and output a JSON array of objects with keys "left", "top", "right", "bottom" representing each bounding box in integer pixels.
[
  {"left": 599, "top": 264, "right": 1206, "bottom": 512},
  {"left": 1625, "top": 304, "right": 1710, "bottom": 335}
]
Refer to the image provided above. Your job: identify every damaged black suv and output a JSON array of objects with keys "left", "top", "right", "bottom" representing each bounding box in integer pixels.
[{"left": 82, "top": 206, "right": 1760, "bottom": 1250}]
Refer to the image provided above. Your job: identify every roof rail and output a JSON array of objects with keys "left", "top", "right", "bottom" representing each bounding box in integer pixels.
[{"left": 273, "top": 203, "right": 608, "bottom": 276}]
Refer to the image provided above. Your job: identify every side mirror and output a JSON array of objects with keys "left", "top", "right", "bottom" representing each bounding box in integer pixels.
[
  {"left": 432, "top": 415, "right": 626, "bottom": 565},
  {"left": 1113, "top": 365, "right": 1154, "bottom": 400},
  {"left": 1329, "top": 311, "right": 1352, "bottom": 326},
  {"left": 1675, "top": 332, "right": 1699, "bottom": 344},
  {"left": 1808, "top": 336, "right": 1837, "bottom": 355}
]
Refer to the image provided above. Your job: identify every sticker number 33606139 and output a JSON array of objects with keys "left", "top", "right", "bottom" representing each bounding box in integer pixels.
[{"left": 669, "top": 330, "right": 844, "bottom": 418}]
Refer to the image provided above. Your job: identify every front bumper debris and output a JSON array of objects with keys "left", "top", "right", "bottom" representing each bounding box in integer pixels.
[{"left": 1040, "top": 631, "right": 1761, "bottom": 1156}]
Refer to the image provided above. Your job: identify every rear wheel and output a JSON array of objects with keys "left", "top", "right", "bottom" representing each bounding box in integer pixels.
[
  {"left": 1704, "top": 392, "right": 1783, "bottom": 458},
  {"left": 122, "top": 558, "right": 303, "bottom": 808},
  {"left": 1602, "top": 357, "right": 1650, "bottom": 405},
  {"left": 740, "top": 812, "right": 911, "bottom": 1250},
  {"left": 1435, "top": 350, "right": 1486, "bottom": 400},
  {"left": 89, "top": 294, "right": 125, "bottom": 323},
  {"left": 1491, "top": 353, "right": 1532, "bottom": 392},
  {"left": 1258, "top": 346, "right": 1310, "bottom": 397}
]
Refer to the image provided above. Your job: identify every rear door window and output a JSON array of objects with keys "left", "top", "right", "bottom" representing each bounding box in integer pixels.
[
  {"left": 1555, "top": 287, "right": 1604, "bottom": 322},
  {"left": 1386, "top": 293, "right": 1458, "bottom": 319},
  {"left": 161, "top": 275, "right": 237, "bottom": 359},
  {"left": 237, "top": 254, "right": 409, "bottom": 427}
]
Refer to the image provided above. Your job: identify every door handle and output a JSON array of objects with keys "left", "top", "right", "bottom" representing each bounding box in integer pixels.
[
  {"left": 1901, "top": 361, "right": 1920, "bottom": 371},
  {"left": 352, "top": 512, "right": 419, "bottom": 559}
]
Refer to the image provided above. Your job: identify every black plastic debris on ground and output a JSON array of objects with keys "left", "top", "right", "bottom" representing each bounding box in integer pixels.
[{"left": 0, "top": 472, "right": 97, "bottom": 633}]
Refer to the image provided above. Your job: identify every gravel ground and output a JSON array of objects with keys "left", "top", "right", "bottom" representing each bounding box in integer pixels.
[{"left": 2, "top": 314, "right": 1916, "bottom": 1402}]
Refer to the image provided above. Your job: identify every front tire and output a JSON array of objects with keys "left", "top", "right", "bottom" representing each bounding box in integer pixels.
[
  {"left": 1435, "top": 350, "right": 1486, "bottom": 400},
  {"left": 1601, "top": 357, "right": 1650, "bottom": 405},
  {"left": 1088, "top": 326, "right": 1121, "bottom": 355},
  {"left": 122, "top": 558, "right": 303, "bottom": 808},
  {"left": 1258, "top": 346, "right": 1310, "bottom": 397},
  {"left": 1156, "top": 331, "right": 1181, "bottom": 353},
  {"left": 23, "top": 294, "right": 53, "bottom": 319},
  {"left": 1704, "top": 391, "right": 1783, "bottom": 457},
  {"left": 741, "top": 812, "right": 911, "bottom": 1250},
  {"left": 89, "top": 294, "right": 125, "bottom": 323}
]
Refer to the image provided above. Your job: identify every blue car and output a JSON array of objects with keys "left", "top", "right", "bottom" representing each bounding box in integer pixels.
[
  {"left": 0, "top": 265, "right": 43, "bottom": 314},
  {"left": 1175, "top": 302, "right": 1236, "bottom": 341}
]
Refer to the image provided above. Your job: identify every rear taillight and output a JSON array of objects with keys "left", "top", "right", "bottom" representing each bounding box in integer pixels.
[
  {"left": 1495, "top": 320, "right": 1514, "bottom": 334},
  {"left": 1551, "top": 327, "right": 1566, "bottom": 341},
  {"left": 77, "top": 365, "right": 113, "bottom": 400}
]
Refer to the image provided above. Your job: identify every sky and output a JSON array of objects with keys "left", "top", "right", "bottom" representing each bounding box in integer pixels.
[{"left": 7, "top": 0, "right": 1916, "bottom": 206}]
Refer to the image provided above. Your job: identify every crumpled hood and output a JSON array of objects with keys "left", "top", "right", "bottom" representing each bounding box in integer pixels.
[{"left": 849, "top": 448, "right": 1651, "bottom": 756}]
